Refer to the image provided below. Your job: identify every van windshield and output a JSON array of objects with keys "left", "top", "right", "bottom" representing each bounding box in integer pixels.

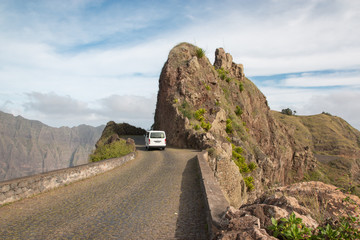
[{"left": 150, "top": 132, "right": 165, "bottom": 138}]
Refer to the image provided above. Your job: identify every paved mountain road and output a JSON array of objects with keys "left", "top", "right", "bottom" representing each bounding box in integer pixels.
[{"left": 0, "top": 137, "right": 209, "bottom": 239}]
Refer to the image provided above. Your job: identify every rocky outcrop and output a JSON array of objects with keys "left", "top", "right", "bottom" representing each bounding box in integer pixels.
[
  {"left": 95, "top": 121, "right": 146, "bottom": 148},
  {"left": 215, "top": 181, "right": 360, "bottom": 239},
  {"left": 154, "top": 43, "right": 316, "bottom": 207},
  {"left": 0, "top": 111, "right": 104, "bottom": 181}
]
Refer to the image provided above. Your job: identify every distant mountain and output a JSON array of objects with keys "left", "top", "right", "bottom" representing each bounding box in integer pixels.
[
  {"left": 272, "top": 111, "right": 360, "bottom": 195},
  {"left": 0, "top": 111, "right": 104, "bottom": 181}
]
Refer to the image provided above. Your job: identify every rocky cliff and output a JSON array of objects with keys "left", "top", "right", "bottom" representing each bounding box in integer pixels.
[
  {"left": 154, "top": 43, "right": 316, "bottom": 206},
  {"left": 0, "top": 111, "right": 104, "bottom": 181}
]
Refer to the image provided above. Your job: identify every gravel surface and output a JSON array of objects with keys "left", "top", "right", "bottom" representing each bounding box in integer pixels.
[{"left": 0, "top": 137, "right": 209, "bottom": 239}]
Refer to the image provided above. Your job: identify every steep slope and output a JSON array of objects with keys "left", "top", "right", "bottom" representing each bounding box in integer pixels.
[
  {"left": 0, "top": 111, "right": 104, "bottom": 181},
  {"left": 273, "top": 111, "right": 360, "bottom": 195},
  {"left": 154, "top": 43, "right": 316, "bottom": 206}
]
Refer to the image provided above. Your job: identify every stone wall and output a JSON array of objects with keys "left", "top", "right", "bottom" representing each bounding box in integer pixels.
[
  {"left": 197, "top": 150, "right": 229, "bottom": 238},
  {"left": 0, "top": 152, "right": 135, "bottom": 206}
]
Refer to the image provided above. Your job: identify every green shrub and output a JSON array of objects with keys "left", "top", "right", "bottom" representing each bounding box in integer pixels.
[
  {"left": 232, "top": 146, "right": 249, "bottom": 173},
  {"left": 239, "top": 82, "right": 244, "bottom": 92},
  {"left": 248, "top": 162, "right": 258, "bottom": 171},
  {"left": 205, "top": 84, "right": 211, "bottom": 90},
  {"left": 281, "top": 108, "right": 294, "bottom": 116},
  {"left": 90, "top": 139, "right": 133, "bottom": 162},
  {"left": 201, "top": 121, "right": 212, "bottom": 132},
  {"left": 322, "top": 111, "right": 332, "bottom": 116},
  {"left": 196, "top": 48, "right": 205, "bottom": 58},
  {"left": 226, "top": 118, "right": 234, "bottom": 134},
  {"left": 194, "top": 108, "right": 206, "bottom": 121},
  {"left": 268, "top": 212, "right": 312, "bottom": 239},
  {"left": 194, "top": 124, "right": 200, "bottom": 130},
  {"left": 244, "top": 176, "right": 255, "bottom": 191},
  {"left": 235, "top": 106, "right": 243, "bottom": 116},
  {"left": 268, "top": 210, "right": 360, "bottom": 240},
  {"left": 226, "top": 76, "right": 232, "bottom": 83}
]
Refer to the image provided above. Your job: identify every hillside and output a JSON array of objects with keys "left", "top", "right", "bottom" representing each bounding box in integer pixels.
[
  {"left": 153, "top": 42, "right": 360, "bottom": 207},
  {"left": 272, "top": 111, "right": 360, "bottom": 195},
  {"left": 0, "top": 111, "right": 104, "bottom": 181}
]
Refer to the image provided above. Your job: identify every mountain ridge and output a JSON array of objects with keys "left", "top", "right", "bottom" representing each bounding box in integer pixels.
[{"left": 0, "top": 110, "right": 104, "bottom": 181}]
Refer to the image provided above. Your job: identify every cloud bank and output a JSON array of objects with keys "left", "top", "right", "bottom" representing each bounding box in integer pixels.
[{"left": 0, "top": 0, "right": 359, "bottom": 130}]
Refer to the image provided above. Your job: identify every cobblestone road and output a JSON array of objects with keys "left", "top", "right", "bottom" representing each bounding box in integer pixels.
[{"left": 0, "top": 137, "right": 209, "bottom": 239}]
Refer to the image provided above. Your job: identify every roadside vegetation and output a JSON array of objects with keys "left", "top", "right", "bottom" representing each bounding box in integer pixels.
[
  {"left": 89, "top": 139, "right": 133, "bottom": 162},
  {"left": 232, "top": 144, "right": 257, "bottom": 191},
  {"left": 268, "top": 206, "right": 360, "bottom": 240}
]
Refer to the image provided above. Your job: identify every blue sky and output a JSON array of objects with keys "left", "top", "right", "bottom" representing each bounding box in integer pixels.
[{"left": 0, "top": 0, "right": 359, "bottom": 130}]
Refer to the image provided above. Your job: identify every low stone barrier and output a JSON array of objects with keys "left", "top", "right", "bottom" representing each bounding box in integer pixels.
[
  {"left": 197, "top": 150, "right": 230, "bottom": 238},
  {"left": 0, "top": 152, "right": 136, "bottom": 206}
]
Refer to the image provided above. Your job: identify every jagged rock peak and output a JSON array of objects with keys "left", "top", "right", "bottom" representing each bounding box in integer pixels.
[
  {"left": 154, "top": 43, "right": 316, "bottom": 207},
  {"left": 214, "top": 47, "right": 245, "bottom": 80}
]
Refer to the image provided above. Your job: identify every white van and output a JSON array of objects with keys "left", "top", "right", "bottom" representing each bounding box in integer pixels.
[{"left": 145, "top": 130, "right": 166, "bottom": 150}]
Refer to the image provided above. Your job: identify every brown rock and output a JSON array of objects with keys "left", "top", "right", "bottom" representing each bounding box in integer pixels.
[
  {"left": 106, "top": 134, "right": 120, "bottom": 145},
  {"left": 153, "top": 42, "right": 319, "bottom": 207},
  {"left": 216, "top": 181, "right": 360, "bottom": 239}
]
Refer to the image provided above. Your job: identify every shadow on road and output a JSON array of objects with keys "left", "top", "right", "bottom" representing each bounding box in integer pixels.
[{"left": 175, "top": 156, "right": 209, "bottom": 239}]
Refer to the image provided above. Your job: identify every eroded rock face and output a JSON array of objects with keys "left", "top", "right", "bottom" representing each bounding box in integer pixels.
[
  {"left": 215, "top": 181, "right": 360, "bottom": 240},
  {"left": 154, "top": 42, "right": 316, "bottom": 207},
  {"left": 0, "top": 111, "right": 104, "bottom": 181}
]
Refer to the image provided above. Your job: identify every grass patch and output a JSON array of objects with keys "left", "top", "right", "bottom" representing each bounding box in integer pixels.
[{"left": 178, "top": 101, "right": 192, "bottom": 119}]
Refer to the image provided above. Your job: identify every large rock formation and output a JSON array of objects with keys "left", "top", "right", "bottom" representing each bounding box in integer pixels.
[
  {"left": 154, "top": 43, "right": 317, "bottom": 206},
  {"left": 216, "top": 181, "right": 360, "bottom": 239},
  {"left": 0, "top": 111, "right": 104, "bottom": 181},
  {"left": 95, "top": 121, "right": 146, "bottom": 147}
]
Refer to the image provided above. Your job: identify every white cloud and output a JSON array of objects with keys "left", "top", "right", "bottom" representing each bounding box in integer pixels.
[
  {"left": 0, "top": 0, "right": 360, "bottom": 130},
  {"left": 301, "top": 90, "right": 360, "bottom": 130},
  {"left": 283, "top": 71, "right": 360, "bottom": 88},
  {"left": 19, "top": 92, "right": 156, "bottom": 129},
  {"left": 24, "top": 92, "right": 90, "bottom": 115}
]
